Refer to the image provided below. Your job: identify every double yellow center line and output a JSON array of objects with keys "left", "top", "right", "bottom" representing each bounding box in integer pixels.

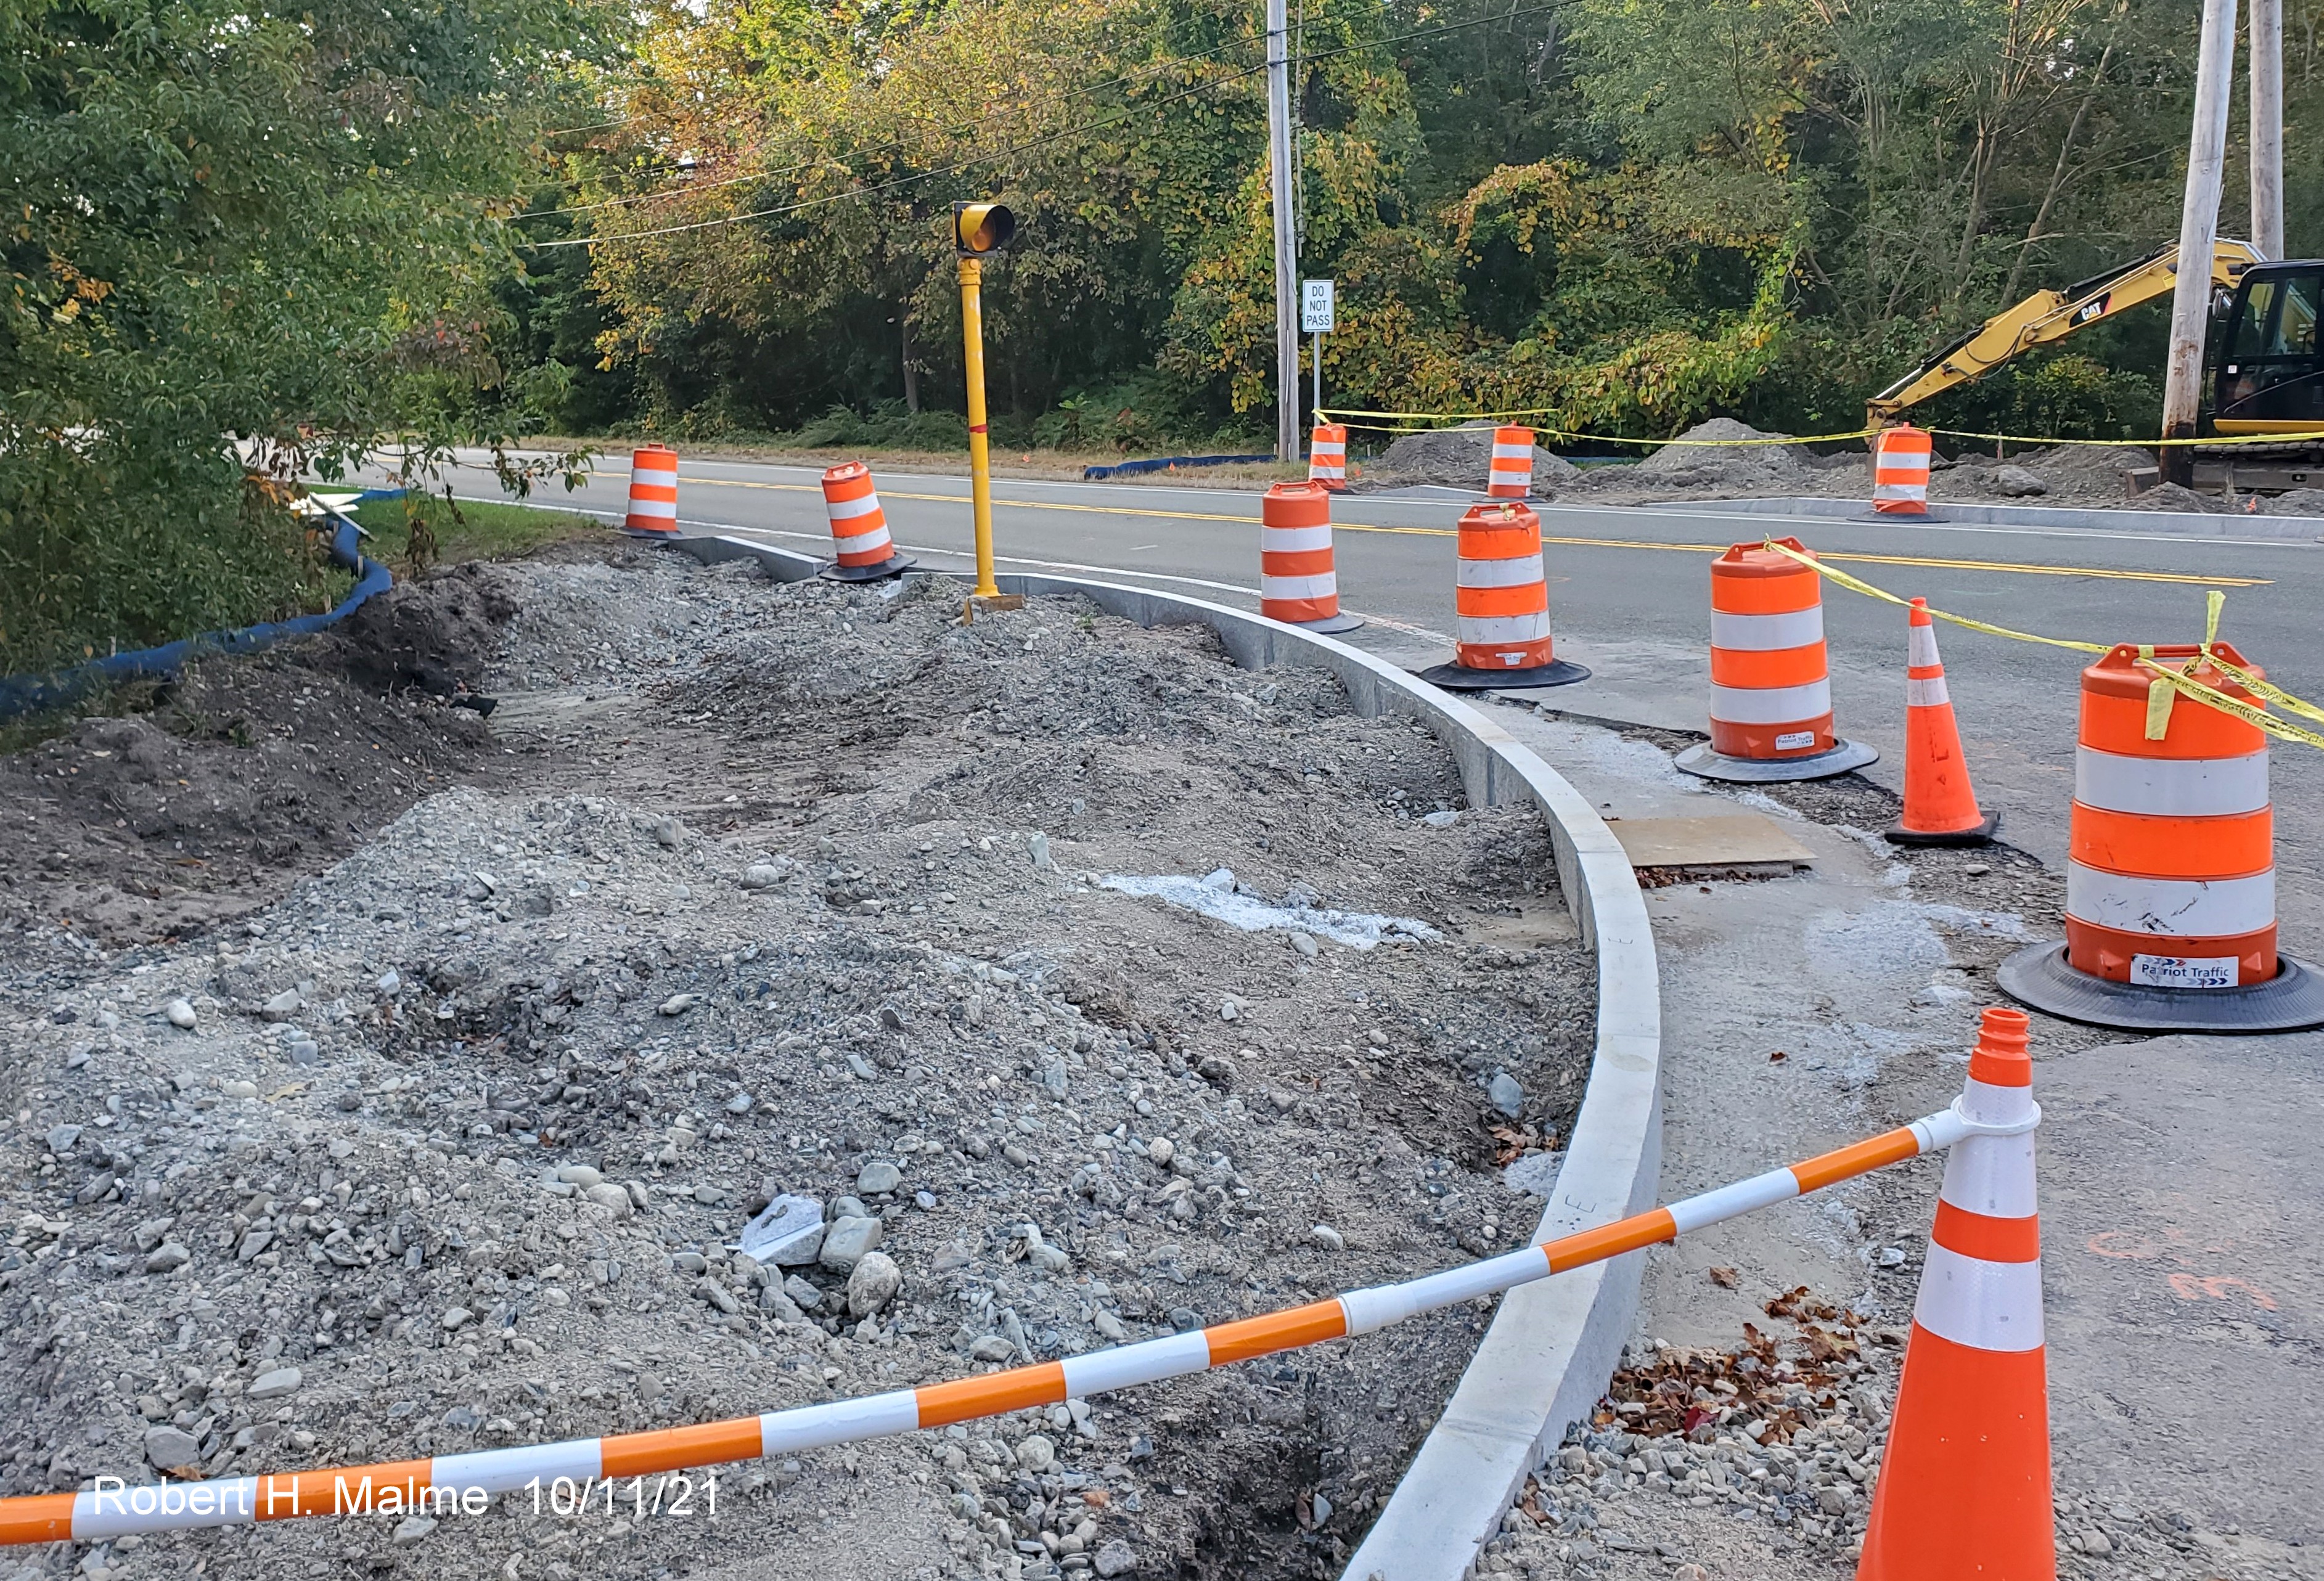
[{"left": 656, "top": 474, "right": 2272, "bottom": 589}]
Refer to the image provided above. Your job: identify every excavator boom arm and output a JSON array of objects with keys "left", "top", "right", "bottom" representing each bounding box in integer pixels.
[{"left": 1866, "top": 239, "right": 2265, "bottom": 425}]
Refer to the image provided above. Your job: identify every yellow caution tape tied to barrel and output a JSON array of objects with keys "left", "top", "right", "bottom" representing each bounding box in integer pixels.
[{"left": 1756, "top": 539, "right": 2324, "bottom": 754}]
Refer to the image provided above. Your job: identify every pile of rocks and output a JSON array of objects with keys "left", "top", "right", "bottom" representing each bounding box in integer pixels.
[{"left": 0, "top": 551, "right": 1595, "bottom": 1581}]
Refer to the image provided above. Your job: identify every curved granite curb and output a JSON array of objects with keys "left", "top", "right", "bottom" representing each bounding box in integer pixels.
[{"left": 671, "top": 534, "right": 1663, "bottom": 1581}]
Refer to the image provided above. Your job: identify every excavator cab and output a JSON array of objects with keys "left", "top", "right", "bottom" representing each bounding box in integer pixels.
[{"left": 2211, "top": 261, "right": 2324, "bottom": 433}]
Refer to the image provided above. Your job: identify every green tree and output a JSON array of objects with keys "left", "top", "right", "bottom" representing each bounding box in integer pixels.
[{"left": 0, "top": 0, "right": 618, "bottom": 673}]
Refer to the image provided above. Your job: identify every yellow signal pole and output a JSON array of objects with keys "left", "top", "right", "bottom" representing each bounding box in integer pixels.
[
  {"left": 952, "top": 201, "right": 1016, "bottom": 612},
  {"left": 957, "top": 255, "right": 999, "bottom": 598}
]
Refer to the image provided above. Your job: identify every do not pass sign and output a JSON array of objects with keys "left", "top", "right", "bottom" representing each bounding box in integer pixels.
[{"left": 1301, "top": 279, "right": 1335, "bottom": 334}]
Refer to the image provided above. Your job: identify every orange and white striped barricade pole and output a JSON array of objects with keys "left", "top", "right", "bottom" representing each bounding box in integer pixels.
[
  {"left": 816, "top": 461, "right": 914, "bottom": 582},
  {"left": 1886, "top": 597, "right": 1997, "bottom": 845},
  {"left": 1486, "top": 425, "right": 1534, "bottom": 498},
  {"left": 1872, "top": 426, "right": 1932, "bottom": 516},
  {"left": 1998, "top": 640, "right": 2324, "bottom": 1031},
  {"left": 0, "top": 1013, "right": 2032, "bottom": 1554},
  {"left": 621, "top": 444, "right": 681, "bottom": 537},
  {"left": 1414, "top": 500, "right": 1587, "bottom": 691},
  {"left": 1675, "top": 537, "right": 1876, "bottom": 782},
  {"left": 1307, "top": 423, "right": 1348, "bottom": 491},
  {"left": 1858, "top": 1007, "right": 2051, "bottom": 1579},
  {"left": 1259, "top": 481, "right": 1362, "bottom": 634}
]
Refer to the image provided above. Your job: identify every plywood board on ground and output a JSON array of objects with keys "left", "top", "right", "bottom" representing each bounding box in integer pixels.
[{"left": 1606, "top": 814, "right": 1814, "bottom": 868}]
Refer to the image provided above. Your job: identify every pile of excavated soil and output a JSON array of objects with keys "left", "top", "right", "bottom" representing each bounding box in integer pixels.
[
  {"left": 0, "top": 565, "right": 523, "bottom": 947},
  {"left": 0, "top": 551, "right": 1596, "bottom": 1581},
  {"left": 1370, "top": 423, "right": 1584, "bottom": 493}
]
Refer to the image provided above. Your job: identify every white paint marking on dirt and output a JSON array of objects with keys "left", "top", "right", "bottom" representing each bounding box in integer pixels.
[{"left": 1097, "top": 868, "right": 1441, "bottom": 949}]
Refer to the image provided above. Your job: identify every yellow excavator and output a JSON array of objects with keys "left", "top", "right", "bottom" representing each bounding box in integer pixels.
[{"left": 1867, "top": 239, "right": 2324, "bottom": 490}]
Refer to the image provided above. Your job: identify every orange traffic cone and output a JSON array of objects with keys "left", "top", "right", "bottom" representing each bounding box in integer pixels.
[
  {"left": 1887, "top": 597, "right": 1997, "bottom": 845},
  {"left": 1857, "top": 1005, "right": 2051, "bottom": 1581}
]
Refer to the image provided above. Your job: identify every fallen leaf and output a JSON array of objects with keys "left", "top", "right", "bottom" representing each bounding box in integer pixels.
[
  {"left": 1769, "top": 1049, "right": 1788, "bottom": 1063},
  {"left": 1708, "top": 1265, "right": 1739, "bottom": 1288}
]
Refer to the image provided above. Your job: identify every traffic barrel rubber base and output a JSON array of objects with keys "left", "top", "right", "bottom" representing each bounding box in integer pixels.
[
  {"left": 1884, "top": 811, "right": 2000, "bottom": 847},
  {"left": 1288, "top": 611, "right": 1365, "bottom": 634},
  {"left": 1674, "top": 738, "right": 1877, "bottom": 782},
  {"left": 1412, "top": 658, "right": 1590, "bottom": 692},
  {"left": 1997, "top": 942, "right": 2324, "bottom": 1034},
  {"left": 817, "top": 554, "right": 916, "bottom": 583}
]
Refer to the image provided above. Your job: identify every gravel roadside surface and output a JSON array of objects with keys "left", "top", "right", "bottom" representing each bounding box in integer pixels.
[{"left": 0, "top": 549, "right": 1597, "bottom": 1581}]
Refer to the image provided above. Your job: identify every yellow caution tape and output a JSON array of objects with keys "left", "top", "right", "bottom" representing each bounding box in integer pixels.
[
  {"left": 1317, "top": 409, "right": 2324, "bottom": 451},
  {"left": 1754, "top": 539, "right": 2105, "bottom": 654},
  {"left": 1756, "top": 538, "right": 2324, "bottom": 753},
  {"left": 1315, "top": 408, "right": 1880, "bottom": 447},
  {"left": 1929, "top": 427, "right": 2324, "bottom": 450}
]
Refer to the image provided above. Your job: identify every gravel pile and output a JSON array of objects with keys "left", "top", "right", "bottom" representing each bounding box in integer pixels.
[
  {"left": 1370, "top": 424, "right": 1584, "bottom": 493},
  {"left": 0, "top": 549, "right": 1596, "bottom": 1581}
]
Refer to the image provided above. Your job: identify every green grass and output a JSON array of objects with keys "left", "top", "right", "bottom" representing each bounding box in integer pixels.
[{"left": 347, "top": 495, "right": 606, "bottom": 574}]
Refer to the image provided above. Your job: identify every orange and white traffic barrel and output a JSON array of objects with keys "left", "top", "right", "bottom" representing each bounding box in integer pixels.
[
  {"left": 1258, "top": 482, "right": 1362, "bottom": 634},
  {"left": 1307, "top": 424, "right": 1348, "bottom": 491},
  {"left": 1486, "top": 426, "right": 1533, "bottom": 499},
  {"left": 817, "top": 461, "right": 913, "bottom": 581},
  {"left": 1674, "top": 537, "right": 1875, "bottom": 781},
  {"left": 1859, "top": 1007, "right": 2052, "bottom": 1579},
  {"left": 623, "top": 444, "right": 681, "bottom": 536},
  {"left": 1999, "top": 640, "right": 2324, "bottom": 1031},
  {"left": 1873, "top": 426, "right": 1932, "bottom": 515},
  {"left": 1411, "top": 500, "right": 1585, "bottom": 691}
]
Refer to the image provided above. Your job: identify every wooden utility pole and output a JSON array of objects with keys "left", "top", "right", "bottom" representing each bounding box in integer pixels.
[
  {"left": 2251, "top": 0, "right": 2285, "bottom": 259},
  {"left": 1266, "top": 0, "right": 1299, "bottom": 462},
  {"left": 2160, "top": 0, "right": 2240, "bottom": 483}
]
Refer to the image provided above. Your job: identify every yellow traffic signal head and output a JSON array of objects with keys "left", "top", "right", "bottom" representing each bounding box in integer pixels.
[{"left": 954, "top": 201, "right": 1016, "bottom": 257}]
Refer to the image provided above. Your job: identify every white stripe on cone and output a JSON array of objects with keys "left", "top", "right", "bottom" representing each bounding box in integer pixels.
[
  {"left": 630, "top": 467, "right": 678, "bottom": 488},
  {"left": 1261, "top": 573, "right": 1338, "bottom": 601},
  {"left": 625, "top": 499, "right": 678, "bottom": 519},
  {"left": 2074, "top": 746, "right": 2269, "bottom": 817},
  {"left": 1458, "top": 612, "right": 1552, "bottom": 643},
  {"left": 1935, "top": 1132, "right": 2038, "bottom": 1219},
  {"left": 1908, "top": 625, "right": 1941, "bottom": 666},
  {"left": 1260, "top": 525, "right": 1336, "bottom": 554},
  {"left": 2065, "top": 862, "right": 2275, "bottom": 936},
  {"left": 1906, "top": 676, "right": 1950, "bottom": 708},
  {"left": 1455, "top": 554, "right": 1547, "bottom": 589},
  {"left": 824, "top": 494, "right": 883, "bottom": 520},
  {"left": 1912, "top": 1243, "right": 2045, "bottom": 1351},
  {"left": 1709, "top": 679, "right": 1831, "bottom": 724},
  {"left": 1711, "top": 608, "right": 1824, "bottom": 651}
]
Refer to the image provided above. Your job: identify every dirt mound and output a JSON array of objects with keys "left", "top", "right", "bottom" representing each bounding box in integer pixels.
[
  {"left": 300, "top": 559, "right": 519, "bottom": 698},
  {"left": 2118, "top": 481, "right": 2220, "bottom": 513},
  {"left": 1374, "top": 422, "right": 1584, "bottom": 491},
  {"left": 2005, "top": 443, "right": 2153, "bottom": 477},
  {"left": 2259, "top": 486, "right": 2324, "bottom": 518},
  {"left": 1626, "top": 419, "right": 1814, "bottom": 489},
  {"left": 0, "top": 568, "right": 513, "bottom": 944}
]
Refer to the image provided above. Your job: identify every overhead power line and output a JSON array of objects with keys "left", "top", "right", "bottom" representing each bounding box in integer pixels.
[
  {"left": 531, "top": 0, "right": 1266, "bottom": 158},
  {"left": 527, "top": 31, "right": 1270, "bottom": 221},
  {"left": 531, "top": 1, "right": 1561, "bottom": 250}
]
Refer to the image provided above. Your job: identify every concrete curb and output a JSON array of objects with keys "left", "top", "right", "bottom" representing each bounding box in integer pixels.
[
  {"left": 1672, "top": 493, "right": 2324, "bottom": 539},
  {"left": 673, "top": 531, "right": 1664, "bottom": 1581}
]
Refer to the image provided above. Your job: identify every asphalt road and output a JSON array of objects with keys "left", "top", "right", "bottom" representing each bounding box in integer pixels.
[{"left": 415, "top": 452, "right": 2324, "bottom": 944}]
